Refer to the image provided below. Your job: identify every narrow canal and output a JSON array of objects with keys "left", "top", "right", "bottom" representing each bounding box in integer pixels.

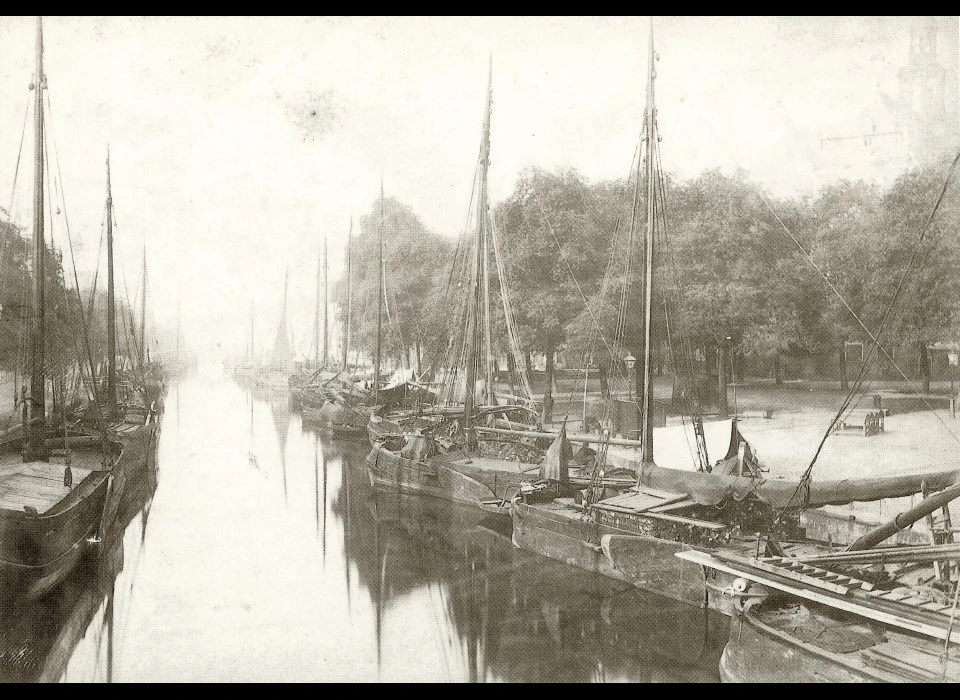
[{"left": 1, "top": 367, "right": 727, "bottom": 682}]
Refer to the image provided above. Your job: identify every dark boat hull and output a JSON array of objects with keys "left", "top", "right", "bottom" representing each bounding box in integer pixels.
[
  {"left": 366, "top": 444, "right": 498, "bottom": 506},
  {"left": 365, "top": 443, "right": 538, "bottom": 508},
  {"left": 511, "top": 498, "right": 738, "bottom": 613},
  {"left": 718, "top": 604, "right": 927, "bottom": 683},
  {"left": 0, "top": 471, "right": 111, "bottom": 603}
]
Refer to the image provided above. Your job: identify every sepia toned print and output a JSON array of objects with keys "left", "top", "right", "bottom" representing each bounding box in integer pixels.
[{"left": 1, "top": 15, "right": 960, "bottom": 683}]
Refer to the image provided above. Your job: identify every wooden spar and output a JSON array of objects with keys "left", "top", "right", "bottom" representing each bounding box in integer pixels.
[
  {"left": 343, "top": 218, "right": 352, "bottom": 370},
  {"left": 464, "top": 67, "right": 493, "bottom": 441},
  {"left": 314, "top": 246, "right": 321, "bottom": 366},
  {"left": 375, "top": 182, "right": 384, "bottom": 406},
  {"left": 846, "top": 481, "right": 960, "bottom": 551},
  {"left": 640, "top": 17, "right": 656, "bottom": 465},
  {"left": 322, "top": 234, "right": 329, "bottom": 368},
  {"left": 27, "top": 16, "right": 47, "bottom": 461},
  {"left": 476, "top": 424, "right": 647, "bottom": 448},
  {"left": 480, "top": 59, "right": 494, "bottom": 404},
  {"left": 140, "top": 246, "right": 147, "bottom": 367},
  {"left": 106, "top": 147, "right": 117, "bottom": 418},
  {"left": 794, "top": 543, "right": 960, "bottom": 566}
]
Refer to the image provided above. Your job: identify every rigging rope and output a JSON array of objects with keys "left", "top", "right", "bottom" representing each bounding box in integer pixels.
[
  {"left": 45, "top": 91, "right": 108, "bottom": 438},
  {"left": 776, "top": 151, "right": 960, "bottom": 515}
]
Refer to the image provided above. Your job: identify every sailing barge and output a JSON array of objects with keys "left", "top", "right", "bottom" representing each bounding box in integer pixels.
[
  {"left": 510, "top": 18, "right": 960, "bottom": 615},
  {"left": 1, "top": 17, "right": 122, "bottom": 603},
  {"left": 364, "top": 65, "right": 586, "bottom": 510},
  {"left": 679, "top": 483, "right": 960, "bottom": 682}
]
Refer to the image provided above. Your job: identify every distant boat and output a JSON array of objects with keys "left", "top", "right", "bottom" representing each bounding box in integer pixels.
[
  {"left": 290, "top": 235, "right": 338, "bottom": 406},
  {"left": 254, "top": 269, "right": 296, "bottom": 392},
  {"left": 0, "top": 17, "right": 121, "bottom": 602}
]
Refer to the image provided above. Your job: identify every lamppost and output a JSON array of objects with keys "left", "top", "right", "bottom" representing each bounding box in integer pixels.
[{"left": 625, "top": 353, "right": 637, "bottom": 402}]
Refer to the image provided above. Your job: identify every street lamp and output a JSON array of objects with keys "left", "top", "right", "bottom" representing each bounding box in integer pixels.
[{"left": 624, "top": 353, "right": 637, "bottom": 402}]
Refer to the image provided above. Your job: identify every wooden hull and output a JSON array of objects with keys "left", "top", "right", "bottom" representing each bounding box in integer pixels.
[
  {"left": 365, "top": 443, "right": 542, "bottom": 509},
  {"left": 511, "top": 498, "right": 738, "bottom": 613},
  {"left": 0, "top": 470, "right": 111, "bottom": 603},
  {"left": 717, "top": 602, "right": 955, "bottom": 683},
  {"left": 366, "top": 444, "right": 499, "bottom": 506}
]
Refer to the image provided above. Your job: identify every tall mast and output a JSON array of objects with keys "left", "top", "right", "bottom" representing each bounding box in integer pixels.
[
  {"left": 480, "top": 59, "right": 495, "bottom": 404},
  {"left": 26, "top": 16, "right": 47, "bottom": 461},
  {"left": 313, "top": 247, "right": 321, "bottom": 366},
  {"left": 140, "top": 246, "right": 147, "bottom": 368},
  {"left": 322, "top": 235, "right": 329, "bottom": 367},
  {"left": 374, "top": 182, "right": 384, "bottom": 406},
  {"left": 640, "top": 18, "right": 656, "bottom": 464},
  {"left": 464, "top": 64, "right": 493, "bottom": 441},
  {"left": 106, "top": 147, "right": 117, "bottom": 418},
  {"left": 342, "top": 218, "right": 352, "bottom": 370}
]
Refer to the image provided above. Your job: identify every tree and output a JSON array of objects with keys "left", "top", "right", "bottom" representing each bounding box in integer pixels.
[
  {"left": 495, "top": 168, "right": 611, "bottom": 421},
  {"left": 335, "top": 196, "right": 453, "bottom": 375},
  {"left": 866, "top": 163, "right": 960, "bottom": 391},
  {"left": 806, "top": 180, "right": 881, "bottom": 389}
]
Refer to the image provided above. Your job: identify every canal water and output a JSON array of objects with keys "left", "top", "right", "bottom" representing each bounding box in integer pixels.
[{"left": 1, "top": 367, "right": 727, "bottom": 682}]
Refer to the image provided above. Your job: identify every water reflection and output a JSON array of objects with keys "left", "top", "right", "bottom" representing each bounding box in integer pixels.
[
  {"left": 0, "top": 418, "right": 159, "bottom": 682},
  {"left": 2, "top": 370, "right": 726, "bottom": 682}
]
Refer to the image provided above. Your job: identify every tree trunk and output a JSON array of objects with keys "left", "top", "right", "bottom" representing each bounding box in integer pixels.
[
  {"left": 773, "top": 353, "right": 784, "bottom": 386},
  {"left": 839, "top": 341, "right": 849, "bottom": 391},
  {"left": 504, "top": 350, "right": 517, "bottom": 397},
  {"left": 919, "top": 339, "right": 931, "bottom": 393},
  {"left": 599, "top": 362, "right": 610, "bottom": 400},
  {"left": 525, "top": 351, "right": 533, "bottom": 377},
  {"left": 543, "top": 342, "right": 555, "bottom": 425},
  {"left": 717, "top": 343, "right": 728, "bottom": 419}
]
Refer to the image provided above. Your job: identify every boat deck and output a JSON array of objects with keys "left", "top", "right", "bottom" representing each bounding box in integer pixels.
[
  {"left": 446, "top": 454, "right": 541, "bottom": 475},
  {"left": 0, "top": 456, "right": 97, "bottom": 516}
]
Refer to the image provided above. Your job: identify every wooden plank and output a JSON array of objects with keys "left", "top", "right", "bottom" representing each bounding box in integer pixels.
[
  {"left": 591, "top": 502, "right": 726, "bottom": 530},
  {"left": 747, "top": 557, "right": 851, "bottom": 595},
  {"left": 0, "top": 481, "right": 70, "bottom": 503},
  {"left": 0, "top": 493, "right": 54, "bottom": 512},
  {"left": 645, "top": 498, "right": 697, "bottom": 513},
  {"left": 2, "top": 472, "right": 74, "bottom": 492},
  {"left": 18, "top": 464, "right": 93, "bottom": 482},
  {"left": 677, "top": 550, "right": 960, "bottom": 645}
]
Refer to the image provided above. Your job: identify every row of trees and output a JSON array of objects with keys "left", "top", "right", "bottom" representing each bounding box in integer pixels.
[
  {"left": 0, "top": 220, "right": 141, "bottom": 389},
  {"left": 337, "top": 158, "right": 960, "bottom": 412}
]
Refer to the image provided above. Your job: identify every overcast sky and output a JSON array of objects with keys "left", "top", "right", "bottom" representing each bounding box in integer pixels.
[{"left": 0, "top": 16, "right": 951, "bottom": 361}]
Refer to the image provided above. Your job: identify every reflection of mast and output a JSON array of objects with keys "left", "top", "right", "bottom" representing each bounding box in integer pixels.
[
  {"left": 106, "top": 581, "right": 115, "bottom": 683},
  {"left": 269, "top": 399, "right": 288, "bottom": 503},
  {"left": 321, "top": 451, "right": 328, "bottom": 567},
  {"left": 374, "top": 493, "right": 384, "bottom": 676},
  {"left": 341, "top": 452, "right": 352, "bottom": 613},
  {"left": 314, "top": 437, "right": 320, "bottom": 538}
]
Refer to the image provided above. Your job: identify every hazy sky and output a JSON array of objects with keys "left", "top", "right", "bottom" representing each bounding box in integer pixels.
[{"left": 0, "top": 16, "right": 949, "bottom": 360}]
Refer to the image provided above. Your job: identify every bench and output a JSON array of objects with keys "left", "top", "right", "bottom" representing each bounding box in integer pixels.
[{"left": 833, "top": 409, "right": 885, "bottom": 437}]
